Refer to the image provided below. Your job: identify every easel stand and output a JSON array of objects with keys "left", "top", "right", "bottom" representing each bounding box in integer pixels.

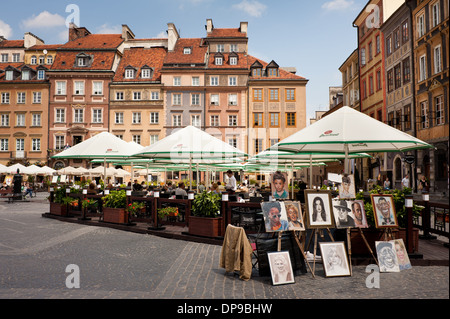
[
  {"left": 358, "top": 228, "right": 379, "bottom": 266},
  {"left": 305, "top": 228, "right": 334, "bottom": 276}
]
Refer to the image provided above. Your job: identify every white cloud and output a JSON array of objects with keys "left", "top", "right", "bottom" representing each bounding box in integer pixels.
[
  {"left": 232, "top": 0, "right": 267, "bottom": 17},
  {"left": 96, "top": 23, "right": 122, "bottom": 34},
  {"left": 0, "top": 19, "right": 13, "bottom": 39},
  {"left": 21, "top": 11, "right": 65, "bottom": 29},
  {"left": 155, "top": 31, "right": 167, "bottom": 39},
  {"left": 321, "top": 0, "right": 355, "bottom": 11}
]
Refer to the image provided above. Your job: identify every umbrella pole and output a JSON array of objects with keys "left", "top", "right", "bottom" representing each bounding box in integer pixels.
[
  {"left": 196, "top": 163, "right": 199, "bottom": 192},
  {"left": 103, "top": 158, "right": 106, "bottom": 189},
  {"left": 291, "top": 160, "right": 294, "bottom": 199},
  {"left": 309, "top": 154, "right": 313, "bottom": 189},
  {"left": 344, "top": 144, "right": 349, "bottom": 175},
  {"left": 189, "top": 156, "right": 192, "bottom": 191}
]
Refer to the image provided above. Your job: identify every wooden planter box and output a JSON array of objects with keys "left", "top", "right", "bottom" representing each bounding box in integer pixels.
[
  {"left": 50, "top": 202, "right": 68, "bottom": 216},
  {"left": 189, "top": 216, "right": 223, "bottom": 238},
  {"left": 350, "top": 227, "right": 419, "bottom": 255},
  {"left": 103, "top": 207, "right": 128, "bottom": 224}
]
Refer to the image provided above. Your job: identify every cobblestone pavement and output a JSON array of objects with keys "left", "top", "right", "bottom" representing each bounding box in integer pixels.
[{"left": 0, "top": 194, "right": 448, "bottom": 303}]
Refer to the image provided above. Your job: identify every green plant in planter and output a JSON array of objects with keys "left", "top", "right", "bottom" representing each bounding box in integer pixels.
[
  {"left": 52, "top": 187, "right": 73, "bottom": 204},
  {"left": 191, "top": 191, "right": 221, "bottom": 218},
  {"left": 101, "top": 190, "right": 127, "bottom": 208},
  {"left": 127, "top": 201, "right": 146, "bottom": 217},
  {"left": 81, "top": 199, "right": 98, "bottom": 209},
  {"left": 157, "top": 206, "right": 179, "bottom": 219}
]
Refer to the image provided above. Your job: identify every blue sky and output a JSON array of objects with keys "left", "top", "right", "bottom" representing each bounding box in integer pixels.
[{"left": 0, "top": 0, "right": 367, "bottom": 122}]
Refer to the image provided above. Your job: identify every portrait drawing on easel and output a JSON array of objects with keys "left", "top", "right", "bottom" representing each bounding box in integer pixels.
[
  {"left": 284, "top": 201, "right": 305, "bottom": 231},
  {"left": 371, "top": 194, "right": 398, "bottom": 228},
  {"left": 338, "top": 174, "right": 356, "bottom": 199},
  {"left": 304, "top": 190, "right": 335, "bottom": 229},
  {"left": 319, "top": 242, "right": 351, "bottom": 277},
  {"left": 267, "top": 251, "right": 295, "bottom": 285},
  {"left": 261, "top": 201, "right": 289, "bottom": 232}
]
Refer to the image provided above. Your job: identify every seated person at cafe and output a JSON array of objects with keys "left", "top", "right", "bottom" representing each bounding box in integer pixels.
[
  {"left": 210, "top": 183, "right": 220, "bottom": 194},
  {"left": 133, "top": 180, "right": 143, "bottom": 191},
  {"left": 87, "top": 182, "right": 97, "bottom": 195},
  {"left": 175, "top": 182, "right": 188, "bottom": 197}
]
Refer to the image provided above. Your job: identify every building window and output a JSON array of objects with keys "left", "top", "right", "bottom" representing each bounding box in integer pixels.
[
  {"left": 191, "top": 93, "right": 200, "bottom": 105},
  {"left": 116, "top": 92, "right": 124, "bottom": 100},
  {"left": 419, "top": 55, "right": 427, "bottom": 82},
  {"left": 183, "top": 47, "right": 191, "bottom": 54},
  {"left": 210, "top": 94, "right": 219, "bottom": 105},
  {"left": 268, "top": 68, "right": 278, "bottom": 77},
  {"left": 229, "top": 57, "right": 237, "bottom": 65},
  {"left": 149, "top": 135, "right": 159, "bottom": 145},
  {"left": 32, "top": 138, "right": 41, "bottom": 151},
  {"left": 269, "top": 89, "right": 279, "bottom": 101},
  {"left": 47, "top": 56, "right": 53, "bottom": 64},
  {"left": 386, "top": 36, "right": 392, "bottom": 55},
  {"left": 253, "top": 88, "right": 263, "bottom": 102},
  {"left": 74, "top": 81, "right": 84, "bottom": 95},
  {"left": 432, "top": 1, "right": 440, "bottom": 27},
  {"left": 141, "top": 68, "right": 151, "bottom": 79},
  {"left": 435, "top": 95, "right": 444, "bottom": 125},
  {"left": 16, "top": 138, "right": 24, "bottom": 151},
  {"left": 1, "top": 93, "right": 10, "bottom": 104},
  {"left": 269, "top": 113, "right": 280, "bottom": 127},
  {"left": 5, "top": 71, "right": 13, "bottom": 81},
  {"left": 376, "top": 69, "right": 381, "bottom": 91},
  {"left": 228, "top": 94, "right": 237, "bottom": 106},
  {"left": 173, "top": 76, "right": 181, "bottom": 86},
  {"left": 362, "top": 80, "right": 367, "bottom": 99},
  {"left": 368, "top": 42, "right": 373, "bottom": 61},
  {"left": 173, "top": 114, "right": 182, "bottom": 126},
  {"left": 151, "top": 91, "right": 159, "bottom": 100},
  {"left": 132, "top": 135, "right": 141, "bottom": 144},
  {"left": 228, "top": 137, "right": 237, "bottom": 148},
  {"left": 285, "top": 89, "right": 295, "bottom": 101},
  {"left": 270, "top": 138, "right": 280, "bottom": 147},
  {"left": 39, "top": 56, "right": 45, "bottom": 64},
  {"left": 150, "top": 112, "right": 159, "bottom": 124},
  {"left": 253, "top": 113, "right": 263, "bottom": 127},
  {"left": 360, "top": 48, "right": 366, "bottom": 65},
  {"left": 74, "top": 109, "right": 84, "bottom": 123},
  {"left": 420, "top": 101, "right": 428, "bottom": 129},
  {"left": 369, "top": 75, "right": 374, "bottom": 95},
  {"left": 394, "top": 64, "right": 402, "bottom": 89},
  {"left": 434, "top": 45, "right": 442, "bottom": 74},
  {"left": 1, "top": 114, "right": 9, "bottom": 127},
  {"left": 215, "top": 57, "right": 223, "bottom": 65},
  {"left": 77, "top": 57, "right": 87, "bottom": 67},
  {"left": 230, "top": 44, "right": 237, "bottom": 52},
  {"left": 93, "top": 81, "right": 103, "bottom": 95},
  {"left": 92, "top": 109, "right": 102, "bottom": 123},
  {"left": 30, "top": 56, "right": 36, "bottom": 64},
  {"left": 210, "top": 115, "right": 219, "bottom": 127},
  {"left": 252, "top": 68, "right": 261, "bottom": 77},
  {"left": 55, "top": 109, "right": 65, "bottom": 123},
  {"left": 404, "top": 105, "right": 411, "bottom": 131},
  {"left": 172, "top": 93, "right": 181, "bottom": 105},
  {"left": 133, "top": 92, "right": 141, "bottom": 100},
  {"left": 192, "top": 77, "right": 199, "bottom": 86},
  {"left": 254, "top": 139, "right": 263, "bottom": 153},
  {"left": 402, "top": 58, "right": 410, "bottom": 83},
  {"left": 191, "top": 115, "right": 201, "bottom": 127},
  {"left": 217, "top": 44, "right": 224, "bottom": 52},
  {"left": 402, "top": 20, "right": 409, "bottom": 43},
  {"left": 417, "top": 14, "right": 425, "bottom": 38},
  {"left": 132, "top": 112, "right": 141, "bottom": 124},
  {"left": 393, "top": 29, "right": 400, "bottom": 50},
  {"left": 125, "top": 69, "right": 135, "bottom": 79},
  {"left": 228, "top": 115, "right": 237, "bottom": 126},
  {"left": 56, "top": 81, "right": 66, "bottom": 95},
  {"left": 37, "top": 70, "right": 45, "bottom": 80},
  {"left": 16, "top": 114, "right": 25, "bottom": 126},
  {"left": 286, "top": 113, "right": 296, "bottom": 127},
  {"left": 210, "top": 76, "right": 219, "bottom": 86},
  {"left": 115, "top": 112, "right": 123, "bottom": 124},
  {"left": 228, "top": 76, "right": 237, "bottom": 86},
  {"left": 0, "top": 139, "right": 8, "bottom": 151},
  {"left": 17, "top": 92, "right": 26, "bottom": 104},
  {"left": 13, "top": 53, "right": 20, "bottom": 62},
  {"left": 21, "top": 70, "right": 30, "bottom": 80},
  {"left": 55, "top": 136, "right": 65, "bottom": 150},
  {"left": 32, "top": 114, "right": 41, "bottom": 126},
  {"left": 32, "top": 92, "right": 41, "bottom": 104}
]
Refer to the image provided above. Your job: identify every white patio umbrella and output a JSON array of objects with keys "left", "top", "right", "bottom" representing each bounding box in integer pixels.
[
  {"left": 57, "top": 166, "right": 82, "bottom": 175},
  {"left": 38, "top": 166, "right": 56, "bottom": 176},
  {"left": 6, "top": 163, "right": 28, "bottom": 175},
  {"left": 270, "top": 106, "right": 434, "bottom": 174},
  {"left": 132, "top": 126, "right": 247, "bottom": 190}
]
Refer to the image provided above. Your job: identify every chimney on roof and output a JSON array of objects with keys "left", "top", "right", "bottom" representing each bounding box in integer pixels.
[
  {"left": 167, "top": 23, "right": 179, "bottom": 52},
  {"left": 206, "top": 19, "right": 214, "bottom": 34},
  {"left": 121, "top": 24, "right": 135, "bottom": 41},
  {"left": 68, "top": 23, "right": 91, "bottom": 42},
  {"left": 24, "top": 32, "right": 45, "bottom": 49},
  {"left": 239, "top": 22, "right": 248, "bottom": 35}
]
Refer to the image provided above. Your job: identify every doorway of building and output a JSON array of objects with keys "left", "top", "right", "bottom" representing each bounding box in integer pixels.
[{"left": 73, "top": 136, "right": 83, "bottom": 146}]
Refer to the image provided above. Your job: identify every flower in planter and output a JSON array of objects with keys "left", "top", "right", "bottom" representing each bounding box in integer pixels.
[
  {"left": 81, "top": 199, "right": 98, "bottom": 209},
  {"left": 157, "top": 206, "right": 179, "bottom": 219},
  {"left": 127, "top": 201, "right": 146, "bottom": 217}
]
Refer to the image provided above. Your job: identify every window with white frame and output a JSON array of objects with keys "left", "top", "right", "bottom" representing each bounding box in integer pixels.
[
  {"left": 228, "top": 137, "right": 237, "bottom": 148},
  {"left": 30, "top": 56, "right": 36, "bottom": 64},
  {"left": 56, "top": 81, "right": 66, "bottom": 95},
  {"left": 210, "top": 76, "right": 219, "bottom": 86},
  {"left": 215, "top": 57, "right": 223, "bottom": 65},
  {"left": 55, "top": 108, "right": 65, "bottom": 123},
  {"left": 1, "top": 93, "right": 10, "bottom": 104},
  {"left": 16, "top": 113, "right": 25, "bottom": 126},
  {"left": 228, "top": 76, "right": 237, "bottom": 86},
  {"left": 417, "top": 14, "right": 425, "bottom": 38},
  {"left": 13, "top": 53, "right": 20, "bottom": 62},
  {"left": 125, "top": 68, "right": 135, "bottom": 79},
  {"left": 47, "top": 56, "right": 53, "bottom": 64},
  {"left": 217, "top": 44, "right": 224, "bottom": 52},
  {"left": 39, "top": 56, "right": 45, "bottom": 64},
  {"left": 172, "top": 93, "right": 181, "bottom": 105},
  {"left": 55, "top": 136, "right": 65, "bottom": 150},
  {"left": 150, "top": 112, "right": 159, "bottom": 124},
  {"left": 92, "top": 109, "right": 102, "bottom": 123},
  {"left": 229, "top": 57, "right": 237, "bottom": 65},
  {"left": 74, "top": 81, "right": 84, "bottom": 95},
  {"left": 228, "top": 94, "right": 237, "bottom": 105},
  {"left": 132, "top": 135, "right": 141, "bottom": 144},
  {"left": 33, "top": 92, "right": 41, "bottom": 104},
  {"left": 32, "top": 138, "right": 41, "bottom": 151},
  {"left": 191, "top": 93, "right": 200, "bottom": 105},
  {"left": 191, "top": 114, "right": 201, "bottom": 127},
  {"left": 77, "top": 57, "right": 87, "bottom": 67},
  {"left": 16, "top": 138, "right": 24, "bottom": 151},
  {"left": 37, "top": 70, "right": 45, "bottom": 80},
  {"left": 173, "top": 76, "right": 181, "bottom": 86},
  {"left": 210, "top": 115, "right": 219, "bottom": 127},
  {"left": 21, "top": 70, "right": 30, "bottom": 80},
  {"left": 172, "top": 114, "right": 182, "bottom": 126},
  {"left": 183, "top": 47, "right": 191, "bottom": 54},
  {"left": 132, "top": 112, "right": 141, "bottom": 124},
  {"left": 115, "top": 135, "right": 123, "bottom": 139},
  {"left": 1, "top": 114, "right": 9, "bottom": 126},
  {"left": 151, "top": 91, "right": 160, "bottom": 100},
  {"left": 420, "top": 101, "right": 428, "bottom": 129},
  {"left": 419, "top": 55, "right": 427, "bottom": 81},
  {"left": 5, "top": 71, "right": 13, "bottom": 81},
  {"left": 17, "top": 92, "right": 25, "bottom": 104},
  {"left": 192, "top": 77, "right": 199, "bottom": 86},
  {"left": 115, "top": 112, "right": 123, "bottom": 124},
  {"left": 133, "top": 91, "right": 141, "bottom": 100},
  {"left": 150, "top": 134, "right": 159, "bottom": 145},
  {"left": 435, "top": 95, "right": 444, "bottom": 125},
  {"left": 141, "top": 68, "right": 151, "bottom": 79},
  {"left": 74, "top": 109, "right": 84, "bottom": 123},
  {"left": 0, "top": 138, "right": 8, "bottom": 151},
  {"left": 116, "top": 92, "right": 124, "bottom": 100},
  {"left": 432, "top": 1, "right": 440, "bottom": 27},
  {"left": 210, "top": 94, "right": 219, "bottom": 105},
  {"left": 92, "top": 81, "right": 103, "bottom": 95},
  {"left": 228, "top": 115, "right": 237, "bottom": 126},
  {"left": 32, "top": 113, "right": 41, "bottom": 126},
  {"left": 230, "top": 44, "right": 237, "bottom": 52},
  {"left": 434, "top": 45, "right": 442, "bottom": 74},
  {"left": 1, "top": 54, "right": 8, "bottom": 62}
]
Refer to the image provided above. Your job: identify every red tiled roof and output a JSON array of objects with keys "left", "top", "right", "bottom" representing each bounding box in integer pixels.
[
  {"left": 207, "top": 28, "right": 246, "bottom": 38},
  {"left": 0, "top": 63, "right": 48, "bottom": 82},
  {"left": 207, "top": 52, "right": 249, "bottom": 69},
  {"left": 59, "top": 34, "right": 123, "bottom": 50},
  {"left": 51, "top": 51, "right": 117, "bottom": 71},
  {"left": 113, "top": 47, "right": 167, "bottom": 82},
  {"left": 247, "top": 55, "right": 306, "bottom": 80},
  {"left": 164, "top": 38, "right": 207, "bottom": 65},
  {"left": 0, "top": 40, "right": 24, "bottom": 48},
  {"left": 26, "top": 44, "right": 62, "bottom": 51}
]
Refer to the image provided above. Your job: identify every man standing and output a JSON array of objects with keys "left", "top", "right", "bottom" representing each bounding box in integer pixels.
[
  {"left": 225, "top": 170, "right": 237, "bottom": 193},
  {"left": 401, "top": 175, "right": 410, "bottom": 188}
]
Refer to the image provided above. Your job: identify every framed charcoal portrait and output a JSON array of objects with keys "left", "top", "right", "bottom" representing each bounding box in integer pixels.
[
  {"left": 304, "top": 190, "right": 335, "bottom": 229},
  {"left": 284, "top": 201, "right": 305, "bottom": 231},
  {"left": 375, "top": 241, "right": 400, "bottom": 272},
  {"left": 319, "top": 242, "right": 351, "bottom": 277},
  {"left": 261, "top": 201, "right": 289, "bottom": 232},
  {"left": 267, "top": 251, "right": 295, "bottom": 285},
  {"left": 338, "top": 174, "right": 356, "bottom": 199},
  {"left": 371, "top": 194, "right": 398, "bottom": 228}
]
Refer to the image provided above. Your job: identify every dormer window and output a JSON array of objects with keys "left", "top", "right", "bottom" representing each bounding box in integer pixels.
[
  {"left": 250, "top": 60, "right": 263, "bottom": 77},
  {"left": 215, "top": 57, "right": 223, "bottom": 65},
  {"left": 266, "top": 60, "right": 280, "bottom": 77},
  {"left": 183, "top": 47, "right": 192, "bottom": 54},
  {"left": 75, "top": 53, "right": 91, "bottom": 67},
  {"left": 267, "top": 68, "right": 279, "bottom": 77},
  {"left": 37, "top": 70, "right": 45, "bottom": 80},
  {"left": 141, "top": 66, "right": 152, "bottom": 79},
  {"left": 229, "top": 52, "right": 238, "bottom": 66},
  {"left": 21, "top": 70, "right": 30, "bottom": 80},
  {"left": 252, "top": 68, "right": 261, "bottom": 77},
  {"left": 77, "top": 57, "right": 87, "bottom": 66},
  {"left": 124, "top": 67, "right": 136, "bottom": 79},
  {"left": 5, "top": 70, "right": 13, "bottom": 81}
]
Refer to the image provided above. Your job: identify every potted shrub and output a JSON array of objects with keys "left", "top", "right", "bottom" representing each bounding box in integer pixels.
[
  {"left": 189, "top": 191, "right": 223, "bottom": 238},
  {"left": 127, "top": 201, "right": 146, "bottom": 218},
  {"left": 149, "top": 206, "right": 177, "bottom": 230},
  {"left": 81, "top": 198, "right": 98, "bottom": 214},
  {"left": 49, "top": 187, "right": 73, "bottom": 216},
  {"left": 101, "top": 190, "right": 129, "bottom": 224}
]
